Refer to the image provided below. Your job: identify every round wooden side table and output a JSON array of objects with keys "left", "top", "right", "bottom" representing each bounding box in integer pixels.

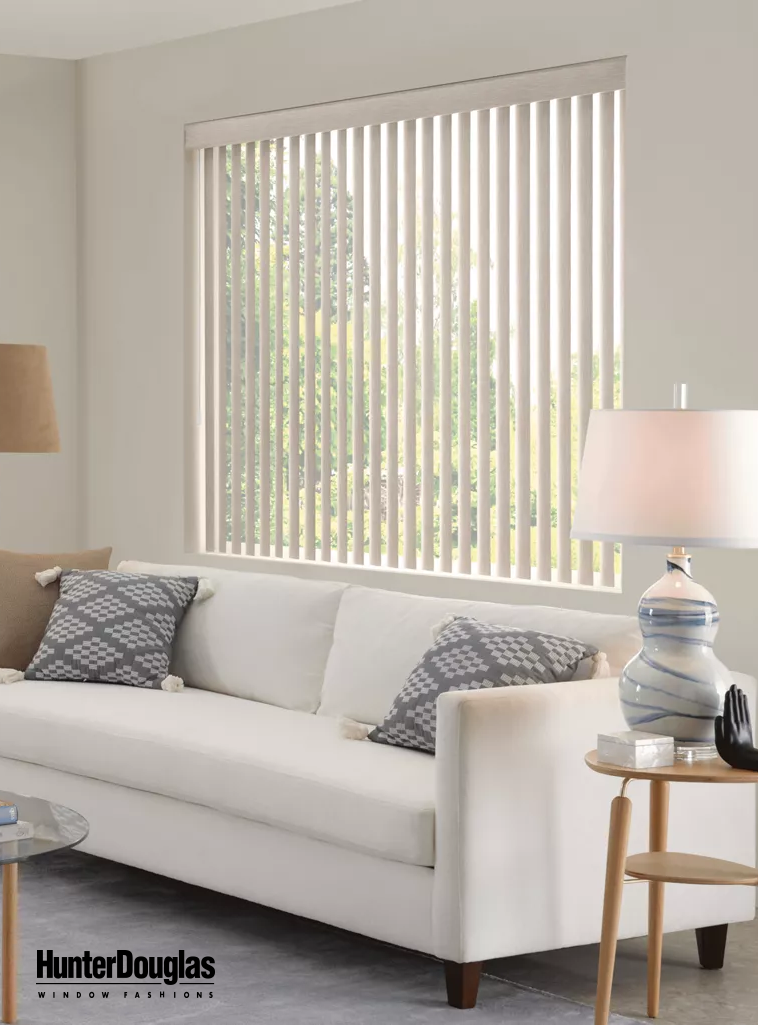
[{"left": 585, "top": 751, "right": 758, "bottom": 1025}]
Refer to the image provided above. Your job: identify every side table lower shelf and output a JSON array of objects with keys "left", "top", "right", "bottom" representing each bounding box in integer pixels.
[{"left": 625, "top": 852, "right": 758, "bottom": 887}]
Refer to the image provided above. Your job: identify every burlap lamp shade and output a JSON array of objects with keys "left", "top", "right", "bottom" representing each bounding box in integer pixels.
[{"left": 0, "top": 344, "right": 59, "bottom": 452}]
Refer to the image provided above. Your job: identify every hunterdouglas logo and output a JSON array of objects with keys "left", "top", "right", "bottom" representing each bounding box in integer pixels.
[{"left": 37, "top": 949, "right": 215, "bottom": 989}]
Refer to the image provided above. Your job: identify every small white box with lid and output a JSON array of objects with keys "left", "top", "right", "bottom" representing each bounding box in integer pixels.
[{"left": 597, "top": 730, "right": 675, "bottom": 769}]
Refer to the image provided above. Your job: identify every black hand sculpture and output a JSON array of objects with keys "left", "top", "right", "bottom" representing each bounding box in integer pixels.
[{"left": 715, "top": 684, "right": 758, "bottom": 771}]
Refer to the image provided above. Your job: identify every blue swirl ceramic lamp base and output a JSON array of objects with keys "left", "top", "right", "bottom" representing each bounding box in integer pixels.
[{"left": 620, "top": 549, "right": 730, "bottom": 760}]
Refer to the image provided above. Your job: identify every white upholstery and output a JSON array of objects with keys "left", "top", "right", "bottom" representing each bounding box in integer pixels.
[
  {"left": 0, "top": 681, "right": 435, "bottom": 866},
  {"left": 0, "top": 758, "right": 435, "bottom": 956},
  {"left": 434, "top": 671, "right": 757, "bottom": 962},
  {"left": 319, "top": 583, "right": 641, "bottom": 724},
  {"left": 118, "top": 560, "right": 346, "bottom": 712},
  {"left": 13, "top": 559, "right": 753, "bottom": 970}
]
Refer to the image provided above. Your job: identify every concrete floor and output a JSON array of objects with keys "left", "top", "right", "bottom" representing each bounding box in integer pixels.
[{"left": 488, "top": 919, "right": 758, "bottom": 1025}]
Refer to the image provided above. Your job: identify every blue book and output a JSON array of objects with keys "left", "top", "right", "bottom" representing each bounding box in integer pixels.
[{"left": 0, "top": 804, "right": 18, "bottom": 826}]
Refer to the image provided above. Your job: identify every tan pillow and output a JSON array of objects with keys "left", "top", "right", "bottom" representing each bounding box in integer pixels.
[{"left": 0, "top": 547, "right": 112, "bottom": 670}]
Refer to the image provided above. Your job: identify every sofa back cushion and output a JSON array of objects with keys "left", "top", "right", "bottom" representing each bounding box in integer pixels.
[
  {"left": 118, "top": 561, "right": 346, "bottom": 712},
  {"left": 318, "top": 585, "right": 641, "bottom": 725}
]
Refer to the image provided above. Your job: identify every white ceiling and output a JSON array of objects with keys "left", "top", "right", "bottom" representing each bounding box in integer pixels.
[{"left": 0, "top": 0, "right": 360, "bottom": 60}]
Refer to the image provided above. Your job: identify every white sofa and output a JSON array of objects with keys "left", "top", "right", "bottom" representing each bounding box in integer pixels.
[{"left": 0, "top": 559, "right": 754, "bottom": 1007}]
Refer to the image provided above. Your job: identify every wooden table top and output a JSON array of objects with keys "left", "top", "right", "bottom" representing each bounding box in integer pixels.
[{"left": 585, "top": 749, "right": 758, "bottom": 784}]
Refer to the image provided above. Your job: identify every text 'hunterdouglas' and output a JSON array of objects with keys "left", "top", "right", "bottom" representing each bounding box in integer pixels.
[{"left": 37, "top": 949, "right": 215, "bottom": 987}]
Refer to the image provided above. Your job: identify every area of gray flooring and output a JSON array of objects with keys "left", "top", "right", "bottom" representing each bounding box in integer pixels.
[
  {"left": 488, "top": 918, "right": 758, "bottom": 1025},
  {"left": 18, "top": 849, "right": 642, "bottom": 1024}
]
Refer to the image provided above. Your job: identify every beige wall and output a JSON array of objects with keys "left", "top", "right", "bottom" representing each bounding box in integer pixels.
[
  {"left": 78, "top": 0, "right": 758, "bottom": 672},
  {"left": 0, "top": 56, "right": 79, "bottom": 551}
]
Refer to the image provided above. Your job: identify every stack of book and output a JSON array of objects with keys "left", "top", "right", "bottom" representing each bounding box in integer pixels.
[{"left": 0, "top": 802, "right": 34, "bottom": 842}]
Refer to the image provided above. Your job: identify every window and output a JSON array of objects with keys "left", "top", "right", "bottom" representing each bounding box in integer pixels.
[{"left": 187, "top": 57, "right": 624, "bottom": 586}]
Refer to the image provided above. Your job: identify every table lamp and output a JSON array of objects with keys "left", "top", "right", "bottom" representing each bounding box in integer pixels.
[
  {"left": 0, "top": 344, "right": 59, "bottom": 453},
  {"left": 572, "top": 392, "right": 758, "bottom": 761}
]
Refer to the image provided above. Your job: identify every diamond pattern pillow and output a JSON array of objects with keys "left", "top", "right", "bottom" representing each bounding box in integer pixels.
[
  {"left": 369, "top": 616, "right": 598, "bottom": 753},
  {"left": 25, "top": 570, "right": 198, "bottom": 690}
]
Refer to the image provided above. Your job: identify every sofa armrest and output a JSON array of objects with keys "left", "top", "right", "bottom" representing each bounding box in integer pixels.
[{"left": 432, "top": 674, "right": 757, "bottom": 963}]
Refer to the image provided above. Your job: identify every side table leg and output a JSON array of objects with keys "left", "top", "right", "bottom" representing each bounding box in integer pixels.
[
  {"left": 647, "top": 780, "right": 669, "bottom": 1018},
  {"left": 595, "top": 793, "right": 632, "bottom": 1025},
  {"left": 2, "top": 864, "right": 17, "bottom": 1025}
]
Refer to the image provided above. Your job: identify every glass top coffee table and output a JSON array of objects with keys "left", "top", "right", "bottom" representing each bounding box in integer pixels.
[{"left": 0, "top": 790, "right": 88, "bottom": 1024}]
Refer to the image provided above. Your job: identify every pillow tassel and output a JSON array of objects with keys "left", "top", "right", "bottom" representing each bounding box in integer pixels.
[
  {"left": 194, "top": 578, "right": 215, "bottom": 602},
  {"left": 0, "top": 669, "right": 24, "bottom": 684},
  {"left": 161, "top": 675, "right": 185, "bottom": 692},
  {"left": 431, "top": 613, "right": 459, "bottom": 641},
  {"left": 338, "top": 717, "right": 371, "bottom": 741},
  {"left": 35, "top": 566, "right": 62, "bottom": 587},
  {"left": 590, "top": 652, "right": 610, "bottom": 679}
]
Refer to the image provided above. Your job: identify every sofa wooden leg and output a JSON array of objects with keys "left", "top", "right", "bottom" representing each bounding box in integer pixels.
[
  {"left": 444, "top": 961, "right": 482, "bottom": 1008},
  {"left": 696, "top": 924, "right": 728, "bottom": 970}
]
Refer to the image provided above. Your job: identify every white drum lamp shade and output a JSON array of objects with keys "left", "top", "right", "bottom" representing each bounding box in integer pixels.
[
  {"left": 572, "top": 410, "right": 758, "bottom": 548},
  {"left": 0, "top": 344, "right": 59, "bottom": 453},
  {"left": 572, "top": 408, "right": 758, "bottom": 756}
]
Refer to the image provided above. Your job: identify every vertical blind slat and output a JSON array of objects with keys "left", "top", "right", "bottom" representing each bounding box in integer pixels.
[
  {"left": 303, "top": 134, "right": 317, "bottom": 560},
  {"left": 336, "top": 130, "right": 348, "bottom": 563},
  {"left": 230, "top": 144, "right": 243, "bottom": 554},
  {"left": 575, "top": 95, "right": 593, "bottom": 585},
  {"left": 369, "top": 124, "right": 382, "bottom": 566},
  {"left": 402, "top": 119, "right": 417, "bottom": 570},
  {"left": 259, "top": 139, "right": 271, "bottom": 557},
  {"left": 555, "top": 99, "right": 572, "bottom": 583},
  {"left": 599, "top": 93, "right": 615, "bottom": 411},
  {"left": 243, "top": 145, "right": 256, "bottom": 557},
  {"left": 535, "top": 102, "right": 551, "bottom": 581},
  {"left": 203, "top": 148, "right": 216, "bottom": 551},
  {"left": 476, "top": 109, "right": 491, "bottom": 576},
  {"left": 614, "top": 91, "right": 624, "bottom": 584},
  {"left": 320, "top": 132, "right": 332, "bottom": 562},
  {"left": 599, "top": 92, "right": 615, "bottom": 587},
  {"left": 514, "top": 105, "right": 531, "bottom": 580},
  {"left": 216, "top": 145, "right": 229, "bottom": 554},
  {"left": 495, "top": 107, "right": 510, "bottom": 578},
  {"left": 352, "top": 126, "right": 365, "bottom": 565},
  {"left": 421, "top": 117, "right": 435, "bottom": 571},
  {"left": 288, "top": 135, "right": 300, "bottom": 559},
  {"left": 438, "top": 114, "right": 453, "bottom": 573},
  {"left": 274, "top": 139, "right": 285, "bottom": 557},
  {"left": 457, "top": 112, "right": 471, "bottom": 575},
  {"left": 385, "top": 122, "right": 399, "bottom": 568}
]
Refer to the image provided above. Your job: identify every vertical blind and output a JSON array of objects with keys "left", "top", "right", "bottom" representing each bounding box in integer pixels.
[{"left": 189, "top": 58, "right": 625, "bottom": 586}]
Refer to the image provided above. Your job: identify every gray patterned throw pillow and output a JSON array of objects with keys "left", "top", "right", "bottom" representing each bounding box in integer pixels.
[
  {"left": 25, "top": 570, "right": 198, "bottom": 690},
  {"left": 369, "top": 616, "right": 598, "bottom": 753}
]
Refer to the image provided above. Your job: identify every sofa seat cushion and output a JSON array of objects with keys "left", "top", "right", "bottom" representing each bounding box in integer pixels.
[{"left": 0, "top": 682, "right": 435, "bottom": 867}]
